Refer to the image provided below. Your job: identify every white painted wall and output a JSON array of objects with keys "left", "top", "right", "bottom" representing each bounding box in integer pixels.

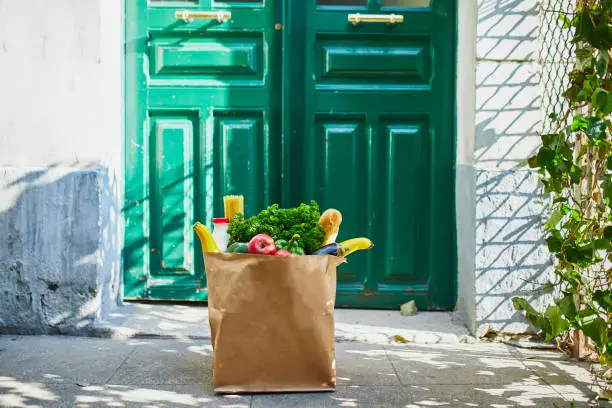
[
  {"left": 456, "top": 0, "right": 556, "bottom": 336},
  {"left": 0, "top": 0, "right": 123, "bottom": 169},
  {"left": 0, "top": 0, "right": 123, "bottom": 333}
]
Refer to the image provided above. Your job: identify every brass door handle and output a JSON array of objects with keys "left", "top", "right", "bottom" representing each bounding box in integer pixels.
[
  {"left": 348, "top": 13, "right": 404, "bottom": 26},
  {"left": 175, "top": 10, "right": 231, "bottom": 23}
]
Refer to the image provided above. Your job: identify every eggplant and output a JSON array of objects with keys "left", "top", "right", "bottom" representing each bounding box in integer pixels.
[{"left": 312, "top": 243, "right": 340, "bottom": 256}]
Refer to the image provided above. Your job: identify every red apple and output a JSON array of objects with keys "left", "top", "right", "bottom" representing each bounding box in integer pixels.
[
  {"left": 274, "top": 249, "right": 294, "bottom": 257},
  {"left": 247, "top": 234, "right": 276, "bottom": 255}
]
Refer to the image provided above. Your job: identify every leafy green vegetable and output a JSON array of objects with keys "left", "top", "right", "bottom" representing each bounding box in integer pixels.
[
  {"left": 227, "top": 201, "right": 325, "bottom": 254},
  {"left": 276, "top": 235, "right": 306, "bottom": 256},
  {"left": 276, "top": 239, "right": 305, "bottom": 256}
]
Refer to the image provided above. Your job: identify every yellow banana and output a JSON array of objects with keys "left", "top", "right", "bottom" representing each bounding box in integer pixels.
[
  {"left": 193, "top": 222, "right": 220, "bottom": 253},
  {"left": 339, "top": 237, "right": 373, "bottom": 256}
]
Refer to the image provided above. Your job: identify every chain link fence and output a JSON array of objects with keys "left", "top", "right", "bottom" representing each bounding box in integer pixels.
[{"left": 539, "top": 0, "right": 576, "bottom": 133}]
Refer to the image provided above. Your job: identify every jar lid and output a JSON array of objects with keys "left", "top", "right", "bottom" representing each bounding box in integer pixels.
[{"left": 213, "top": 217, "right": 230, "bottom": 224}]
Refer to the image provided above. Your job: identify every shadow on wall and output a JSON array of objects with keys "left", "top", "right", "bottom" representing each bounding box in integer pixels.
[
  {"left": 474, "top": 170, "right": 554, "bottom": 335},
  {"left": 472, "top": 1, "right": 556, "bottom": 335},
  {"left": 476, "top": 0, "right": 540, "bottom": 169},
  {"left": 0, "top": 164, "right": 121, "bottom": 334}
]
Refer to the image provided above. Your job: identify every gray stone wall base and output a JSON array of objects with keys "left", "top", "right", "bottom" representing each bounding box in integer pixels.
[{"left": 0, "top": 166, "right": 120, "bottom": 335}]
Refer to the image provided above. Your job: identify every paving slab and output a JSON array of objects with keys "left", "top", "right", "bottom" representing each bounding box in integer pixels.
[
  {"left": 510, "top": 347, "right": 605, "bottom": 404},
  {"left": 108, "top": 339, "right": 214, "bottom": 386},
  {"left": 0, "top": 335, "right": 134, "bottom": 385},
  {"left": 386, "top": 342, "right": 547, "bottom": 386},
  {"left": 335, "top": 343, "right": 400, "bottom": 386}
]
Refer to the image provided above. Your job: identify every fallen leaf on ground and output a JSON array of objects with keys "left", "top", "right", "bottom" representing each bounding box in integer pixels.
[{"left": 391, "top": 334, "right": 411, "bottom": 344}]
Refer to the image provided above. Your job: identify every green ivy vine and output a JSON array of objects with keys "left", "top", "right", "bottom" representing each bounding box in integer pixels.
[{"left": 514, "top": 0, "right": 612, "bottom": 365}]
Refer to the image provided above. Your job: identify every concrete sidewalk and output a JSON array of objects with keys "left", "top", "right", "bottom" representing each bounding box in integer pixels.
[
  {"left": 0, "top": 337, "right": 609, "bottom": 407},
  {"left": 0, "top": 305, "right": 610, "bottom": 407}
]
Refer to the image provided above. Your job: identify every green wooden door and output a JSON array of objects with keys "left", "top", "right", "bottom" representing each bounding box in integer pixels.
[
  {"left": 124, "top": 0, "right": 281, "bottom": 300},
  {"left": 125, "top": 0, "right": 455, "bottom": 308},
  {"left": 285, "top": 0, "right": 456, "bottom": 309}
]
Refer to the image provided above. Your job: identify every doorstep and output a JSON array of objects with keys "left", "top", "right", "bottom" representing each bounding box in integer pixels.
[{"left": 94, "top": 303, "right": 474, "bottom": 344}]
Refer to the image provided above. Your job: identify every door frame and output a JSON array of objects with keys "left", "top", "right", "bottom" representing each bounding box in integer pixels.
[
  {"left": 123, "top": 0, "right": 460, "bottom": 308},
  {"left": 124, "top": 0, "right": 149, "bottom": 299}
]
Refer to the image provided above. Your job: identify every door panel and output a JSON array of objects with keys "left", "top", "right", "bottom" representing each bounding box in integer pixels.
[
  {"left": 315, "top": 35, "right": 431, "bottom": 88},
  {"left": 149, "top": 35, "right": 264, "bottom": 80},
  {"left": 125, "top": 0, "right": 280, "bottom": 300},
  {"left": 296, "top": 0, "right": 455, "bottom": 309}
]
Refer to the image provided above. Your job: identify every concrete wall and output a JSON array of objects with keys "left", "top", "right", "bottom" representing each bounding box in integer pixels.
[
  {"left": 0, "top": 0, "right": 123, "bottom": 334},
  {"left": 456, "top": 0, "right": 556, "bottom": 336}
]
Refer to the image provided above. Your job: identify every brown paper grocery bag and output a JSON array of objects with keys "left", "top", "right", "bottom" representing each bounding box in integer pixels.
[{"left": 203, "top": 252, "right": 343, "bottom": 394}]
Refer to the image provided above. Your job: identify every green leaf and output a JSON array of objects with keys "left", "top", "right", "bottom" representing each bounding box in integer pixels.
[
  {"left": 569, "top": 165, "right": 582, "bottom": 184},
  {"left": 559, "top": 13, "right": 572, "bottom": 29},
  {"left": 561, "top": 144, "right": 573, "bottom": 161},
  {"left": 607, "top": 156, "right": 612, "bottom": 171},
  {"left": 593, "top": 290, "right": 612, "bottom": 312},
  {"left": 597, "top": 51, "right": 609, "bottom": 77},
  {"left": 559, "top": 204, "right": 582, "bottom": 222},
  {"left": 594, "top": 238, "right": 610, "bottom": 250},
  {"left": 537, "top": 148, "right": 555, "bottom": 167},
  {"left": 527, "top": 155, "right": 538, "bottom": 168},
  {"left": 604, "top": 177, "right": 612, "bottom": 206},
  {"left": 570, "top": 209, "right": 582, "bottom": 222},
  {"left": 578, "top": 311, "right": 608, "bottom": 348},
  {"left": 594, "top": 88, "right": 608, "bottom": 112},
  {"left": 560, "top": 203, "right": 572, "bottom": 215},
  {"left": 593, "top": 88, "right": 612, "bottom": 114},
  {"left": 544, "top": 210, "right": 564, "bottom": 231},
  {"left": 545, "top": 178, "right": 561, "bottom": 194},
  {"left": 570, "top": 116, "right": 589, "bottom": 132},
  {"left": 545, "top": 305, "right": 570, "bottom": 340},
  {"left": 586, "top": 117, "right": 606, "bottom": 139},
  {"left": 512, "top": 297, "right": 552, "bottom": 335},
  {"left": 561, "top": 267, "right": 583, "bottom": 289},
  {"left": 546, "top": 235, "right": 563, "bottom": 252},
  {"left": 564, "top": 245, "right": 595, "bottom": 264},
  {"left": 541, "top": 133, "right": 563, "bottom": 150},
  {"left": 604, "top": 226, "right": 612, "bottom": 238},
  {"left": 558, "top": 294, "right": 577, "bottom": 321}
]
